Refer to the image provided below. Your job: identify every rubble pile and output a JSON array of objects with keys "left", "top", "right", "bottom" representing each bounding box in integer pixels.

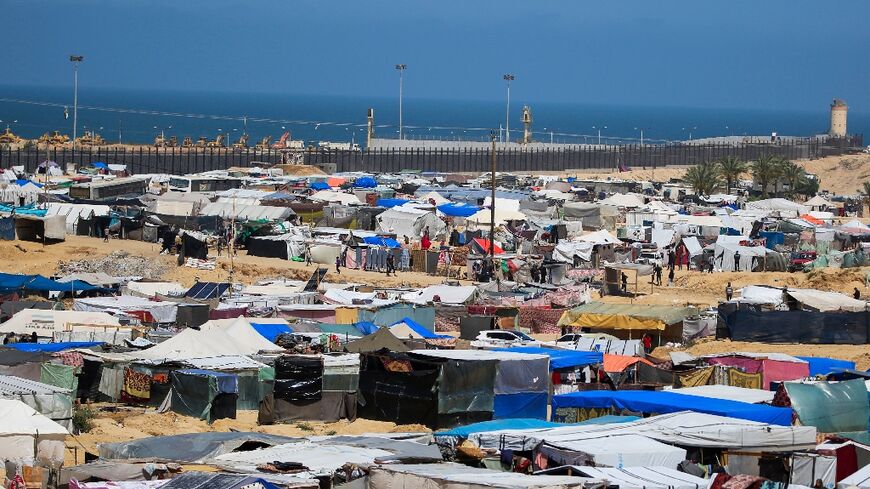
[{"left": 56, "top": 250, "right": 168, "bottom": 279}]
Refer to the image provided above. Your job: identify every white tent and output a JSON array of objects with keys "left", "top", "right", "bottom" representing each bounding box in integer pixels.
[
  {"left": 839, "top": 463, "right": 870, "bottom": 489},
  {"left": 420, "top": 191, "right": 449, "bottom": 205},
  {"left": 668, "top": 385, "right": 775, "bottom": 404},
  {"left": 0, "top": 309, "right": 123, "bottom": 339},
  {"left": 553, "top": 241, "right": 594, "bottom": 263},
  {"left": 805, "top": 195, "right": 832, "bottom": 209},
  {"left": 200, "top": 202, "right": 295, "bottom": 221},
  {"left": 466, "top": 207, "right": 528, "bottom": 226},
  {"left": 551, "top": 466, "right": 710, "bottom": 489},
  {"left": 309, "top": 190, "right": 361, "bottom": 206},
  {"left": 0, "top": 399, "right": 67, "bottom": 464},
  {"left": 45, "top": 203, "right": 111, "bottom": 233},
  {"left": 600, "top": 193, "right": 644, "bottom": 208},
  {"left": 376, "top": 204, "right": 446, "bottom": 239},
  {"left": 402, "top": 285, "right": 477, "bottom": 305},
  {"left": 577, "top": 229, "right": 622, "bottom": 245},
  {"left": 0, "top": 376, "right": 73, "bottom": 431},
  {"left": 74, "top": 296, "right": 178, "bottom": 323},
  {"left": 132, "top": 321, "right": 280, "bottom": 364},
  {"left": 746, "top": 198, "right": 809, "bottom": 218},
  {"left": 469, "top": 411, "right": 816, "bottom": 451},
  {"left": 124, "top": 281, "right": 186, "bottom": 297},
  {"left": 713, "top": 235, "right": 769, "bottom": 272},
  {"left": 539, "top": 433, "right": 686, "bottom": 468}
]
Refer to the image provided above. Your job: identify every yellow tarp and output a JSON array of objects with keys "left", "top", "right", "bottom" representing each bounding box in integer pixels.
[
  {"left": 560, "top": 312, "right": 666, "bottom": 331},
  {"left": 334, "top": 307, "right": 359, "bottom": 325}
]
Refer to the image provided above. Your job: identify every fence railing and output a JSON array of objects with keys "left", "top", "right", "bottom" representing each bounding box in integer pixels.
[{"left": 0, "top": 135, "right": 862, "bottom": 175}]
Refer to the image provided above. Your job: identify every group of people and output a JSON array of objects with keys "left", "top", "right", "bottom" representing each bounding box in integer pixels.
[{"left": 3, "top": 331, "right": 38, "bottom": 345}]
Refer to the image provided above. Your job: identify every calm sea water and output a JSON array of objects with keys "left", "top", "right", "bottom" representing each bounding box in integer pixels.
[{"left": 0, "top": 85, "right": 866, "bottom": 147}]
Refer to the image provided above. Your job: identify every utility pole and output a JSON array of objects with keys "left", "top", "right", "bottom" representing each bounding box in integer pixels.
[
  {"left": 395, "top": 64, "right": 406, "bottom": 140},
  {"left": 69, "top": 55, "right": 84, "bottom": 164},
  {"left": 503, "top": 74, "right": 514, "bottom": 147},
  {"left": 490, "top": 131, "right": 497, "bottom": 269}
]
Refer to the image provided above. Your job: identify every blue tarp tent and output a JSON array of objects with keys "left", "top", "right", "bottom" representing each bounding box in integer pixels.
[
  {"left": 437, "top": 202, "right": 480, "bottom": 218},
  {"left": 390, "top": 317, "right": 452, "bottom": 339},
  {"left": 353, "top": 177, "right": 377, "bottom": 188},
  {"left": 250, "top": 323, "right": 293, "bottom": 342},
  {"left": 353, "top": 321, "right": 379, "bottom": 335},
  {"left": 15, "top": 179, "right": 43, "bottom": 188},
  {"left": 8, "top": 341, "right": 103, "bottom": 353},
  {"left": 92, "top": 162, "right": 109, "bottom": 169},
  {"left": 796, "top": 356, "right": 857, "bottom": 377},
  {"left": 435, "top": 415, "right": 639, "bottom": 438},
  {"left": 310, "top": 182, "right": 330, "bottom": 190},
  {"left": 362, "top": 236, "right": 401, "bottom": 248},
  {"left": 552, "top": 390, "right": 793, "bottom": 425},
  {"left": 0, "top": 273, "right": 103, "bottom": 294},
  {"left": 376, "top": 198, "right": 409, "bottom": 209},
  {"left": 496, "top": 347, "right": 603, "bottom": 370}
]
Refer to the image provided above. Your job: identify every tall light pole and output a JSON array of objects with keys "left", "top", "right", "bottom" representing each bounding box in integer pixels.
[
  {"left": 490, "top": 131, "right": 497, "bottom": 271},
  {"left": 503, "top": 74, "right": 514, "bottom": 146},
  {"left": 634, "top": 127, "right": 645, "bottom": 146},
  {"left": 395, "top": 64, "right": 406, "bottom": 140},
  {"left": 593, "top": 125, "right": 607, "bottom": 145},
  {"left": 69, "top": 55, "right": 83, "bottom": 155}
]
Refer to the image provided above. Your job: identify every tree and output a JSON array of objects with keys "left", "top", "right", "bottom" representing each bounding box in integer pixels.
[
  {"left": 752, "top": 155, "right": 780, "bottom": 198},
  {"left": 683, "top": 162, "right": 721, "bottom": 197},
  {"left": 779, "top": 160, "right": 805, "bottom": 197},
  {"left": 795, "top": 175, "right": 820, "bottom": 199},
  {"left": 717, "top": 156, "right": 748, "bottom": 194}
]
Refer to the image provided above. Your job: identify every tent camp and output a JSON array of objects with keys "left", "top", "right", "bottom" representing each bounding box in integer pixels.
[
  {"left": 74, "top": 296, "right": 178, "bottom": 323},
  {"left": 0, "top": 375, "right": 73, "bottom": 431},
  {"left": 0, "top": 309, "right": 127, "bottom": 343},
  {"left": 376, "top": 204, "right": 445, "bottom": 240},
  {"left": 558, "top": 302, "right": 697, "bottom": 342},
  {"left": 0, "top": 399, "right": 67, "bottom": 464}
]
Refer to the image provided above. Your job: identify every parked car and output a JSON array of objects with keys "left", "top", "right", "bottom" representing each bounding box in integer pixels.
[
  {"left": 546, "top": 332, "right": 620, "bottom": 348},
  {"left": 470, "top": 330, "right": 540, "bottom": 349}
]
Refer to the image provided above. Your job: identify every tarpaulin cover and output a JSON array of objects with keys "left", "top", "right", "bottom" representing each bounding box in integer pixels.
[
  {"left": 354, "top": 321, "right": 380, "bottom": 335},
  {"left": 496, "top": 347, "right": 603, "bottom": 370},
  {"left": 437, "top": 202, "right": 480, "bottom": 217},
  {"left": 250, "top": 322, "right": 292, "bottom": 342},
  {"left": 603, "top": 354, "right": 653, "bottom": 373},
  {"left": 358, "top": 303, "right": 436, "bottom": 330},
  {"left": 784, "top": 379, "right": 869, "bottom": 432},
  {"left": 40, "top": 363, "right": 78, "bottom": 392},
  {"left": 98, "top": 432, "right": 298, "bottom": 462},
  {"left": 552, "top": 390, "right": 794, "bottom": 425},
  {"left": 354, "top": 176, "right": 377, "bottom": 188},
  {"left": 376, "top": 198, "right": 409, "bottom": 208},
  {"left": 171, "top": 369, "right": 239, "bottom": 423},
  {"left": 0, "top": 273, "right": 102, "bottom": 294},
  {"left": 8, "top": 341, "right": 102, "bottom": 352},
  {"left": 390, "top": 317, "right": 451, "bottom": 339},
  {"left": 345, "top": 327, "right": 409, "bottom": 353},
  {"left": 363, "top": 236, "right": 401, "bottom": 248},
  {"left": 559, "top": 302, "right": 696, "bottom": 331},
  {"left": 796, "top": 356, "right": 857, "bottom": 377},
  {"left": 722, "top": 309, "right": 870, "bottom": 344},
  {"left": 494, "top": 392, "right": 548, "bottom": 419},
  {"left": 436, "top": 418, "right": 566, "bottom": 438},
  {"left": 273, "top": 355, "right": 323, "bottom": 401},
  {"left": 310, "top": 181, "right": 330, "bottom": 190}
]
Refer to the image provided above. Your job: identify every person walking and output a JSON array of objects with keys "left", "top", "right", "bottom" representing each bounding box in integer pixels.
[
  {"left": 733, "top": 251, "right": 741, "bottom": 272},
  {"left": 668, "top": 266, "right": 675, "bottom": 287},
  {"left": 386, "top": 252, "right": 396, "bottom": 277},
  {"left": 103, "top": 227, "right": 110, "bottom": 242},
  {"left": 335, "top": 255, "right": 342, "bottom": 275},
  {"left": 726, "top": 282, "right": 734, "bottom": 301},
  {"left": 854, "top": 287, "right": 861, "bottom": 300},
  {"left": 654, "top": 263, "right": 663, "bottom": 286},
  {"left": 621, "top": 273, "right": 628, "bottom": 293},
  {"left": 642, "top": 333, "right": 653, "bottom": 355}
]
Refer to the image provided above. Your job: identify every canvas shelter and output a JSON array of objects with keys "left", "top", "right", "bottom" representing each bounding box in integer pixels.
[
  {"left": 0, "top": 375, "right": 73, "bottom": 431},
  {"left": 558, "top": 302, "right": 697, "bottom": 342},
  {"left": 74, "top": 295, "right": 178, "bottom": 323},
  {"left": 367, "top": 463, "right": 595, "bottom": 489},
  {"left": 0, "top": 399, "right": 67, "bottom": 464},
  {"left": 169, "top": 369, "right": 238, "bottom": 423},
  {"left": 344, "top": 327, "right": 409, "bottom": 353},
  {"left": 0, "top": 308, "right": 129, "bottom": 344},
  {"left": 375, "top": 204, "right": 445, "bottom": 239},
  {"left": 413, "top": 349, "right": 551, "bottom": 420},
  {"left": 784, "top": 378, "right": 869, "bottom": 433},
  {"left": 538, "top": 466, "right": 711, "bottom": 489}
]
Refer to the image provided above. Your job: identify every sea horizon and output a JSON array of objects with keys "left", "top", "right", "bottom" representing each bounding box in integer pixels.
[{"left": 1, "top": 84, "right": 866, "bottom": 147}]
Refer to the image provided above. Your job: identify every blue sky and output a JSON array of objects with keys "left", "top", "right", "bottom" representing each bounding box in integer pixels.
[{"left": 2, "top": 0, "right": 868, "bottom": 111}]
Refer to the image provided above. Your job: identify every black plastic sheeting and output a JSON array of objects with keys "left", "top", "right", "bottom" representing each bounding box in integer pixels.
[
  {"left": 720, "top": 305, "right": 870, "bottom": 344},
  {"left": 274, "top": 356, "right": 323, "bottom": 402},
  {"left": 246, "top": 237, "right": 289, "bottom": 260}
]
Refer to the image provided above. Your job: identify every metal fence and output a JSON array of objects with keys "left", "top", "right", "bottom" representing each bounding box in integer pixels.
[{"left": 1, "top": 135, "right": 862, "bottom": 175}]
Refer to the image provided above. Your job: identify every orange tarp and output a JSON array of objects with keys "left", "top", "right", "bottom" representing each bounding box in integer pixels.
[
  {"left": 327, "top": 177, "right": 347, "bottom": 187},
  {"left": 800, "top": 214, "right": 824, "bottom": 226},
  {"left": 602, "top": 354, "right": 653, "bottom": 373}
]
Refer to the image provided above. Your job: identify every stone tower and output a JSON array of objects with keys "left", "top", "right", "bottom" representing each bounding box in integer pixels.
[{"left": 829, "top": 99, "right": 847, "bottom": 137}]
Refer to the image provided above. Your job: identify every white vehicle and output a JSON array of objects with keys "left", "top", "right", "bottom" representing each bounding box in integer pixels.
[
  {"left": 547, "top": 332, "right": 620, "bottom": 348},
  {"left": 470, "top": 330, "right": 540, "bottom": 349}
]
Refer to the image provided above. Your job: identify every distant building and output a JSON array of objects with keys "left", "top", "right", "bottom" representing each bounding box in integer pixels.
[{"left": 829, "top": 98, "right": 848, "bottom": 137}]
